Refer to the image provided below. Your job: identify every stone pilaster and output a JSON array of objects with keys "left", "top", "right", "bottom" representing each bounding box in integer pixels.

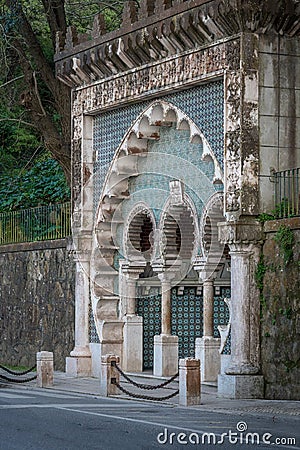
[{"left": 224, "top": 33, "right": 259, "bottom": 222}]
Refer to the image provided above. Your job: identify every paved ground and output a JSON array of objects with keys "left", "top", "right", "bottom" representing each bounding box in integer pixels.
[{"left": 0, "top": 371, "right": 299, "bottom": 450}]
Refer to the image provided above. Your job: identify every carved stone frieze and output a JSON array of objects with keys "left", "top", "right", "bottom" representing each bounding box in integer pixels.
[
  {"left": 71, "top": 39, "right": 240, "bottom": 120},
  {"left": 72, "top": 138, "right": 82, "bottom": 205}
]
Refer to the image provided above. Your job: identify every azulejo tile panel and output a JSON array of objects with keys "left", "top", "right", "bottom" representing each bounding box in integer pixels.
[
  {"left": 93, "top": 80, "right": 224, "bottom": 210},
  {"left": 135, "top": 285, "right": 231, "bottom": 369}
]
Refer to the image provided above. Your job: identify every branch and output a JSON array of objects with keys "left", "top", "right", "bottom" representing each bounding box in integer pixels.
[
  {"left": 33, "top": 71, "right": 46, "bottom": 117},
  {"left": 0, "top": 118, "right": 37, "bottom": 128},
  {"left": 0, "top": 75, "right": 24, "bottom": 89},
  {"left": 5, "top": 0, "right": 58, "bottom": 94}
]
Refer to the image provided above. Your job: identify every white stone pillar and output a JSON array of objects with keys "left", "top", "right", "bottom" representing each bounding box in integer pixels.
[
  {"left": 226, "top": 245, "right": 260, "bottom": 375},
  {"left": 66, "top": 258, "right": 92, "bottom": 376},
  {"left": 123, "top": 275, "right": 143, "bottom": 373},
  {"left": 179, "top": 358, "right": 201, "bottom": 406},
  {"left": 37, "top": 351, "right": 54, "bottom": 388},
  {"left": 218, "top": 221, "right": 264, "bottom": 398},
  {"left": 153, "top": 272, "right": 178, "bottom": 377}
]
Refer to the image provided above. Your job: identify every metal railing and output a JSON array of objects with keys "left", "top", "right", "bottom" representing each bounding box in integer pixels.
[
  {"left": 274, "top": 168, "right": 300, "bottom": 218},
  {"left": 0, "top": 202, "right": 71, "bottom": 245}
]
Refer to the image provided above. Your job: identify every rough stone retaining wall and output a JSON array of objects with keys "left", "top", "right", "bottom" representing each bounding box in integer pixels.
[
  {"left": 0, "top": 239, "right": 75, "bottom": 371},
  {"left": 261, "top": 218, "right": 300, "bottom": 400}
]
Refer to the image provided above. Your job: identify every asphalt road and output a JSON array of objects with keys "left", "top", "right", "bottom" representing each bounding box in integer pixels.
[{"left": 0, "top": 385, "right": 299, "bottom": 450}]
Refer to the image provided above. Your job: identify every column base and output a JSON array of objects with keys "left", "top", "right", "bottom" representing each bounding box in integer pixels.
[
  {"left": 220, "top": 354, "right": 232, "bottom": 375},
  {"left": 195, "top": 336, "right": 220, "bottom": 382},
  {"left": 66, "top": 355, "right": 92, "bottom": 377},
  {"left": 66, "top": 345, "right": 92, "bottom": 377},
  {"left": 153, "top": 334, "right": 178, "bottom": 377},
  {"left": 218, "top": 374, "right": 264, "bottom": 399},
  {"left": 123, "top": 315, "right": 143, "bottom": 372}
]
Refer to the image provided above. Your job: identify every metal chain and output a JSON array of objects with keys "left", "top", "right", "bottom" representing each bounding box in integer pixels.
[
  {"left": 0, "top": 364, "right": 36, "bottom": 376},
  {"left": 0, "top": 373, "right": 37, "bottom": 383},
  {"left": 112, "top": 362, "right": 178, "bottom": 390},
  {"left": 112, "top": 379, "right": 179, "bottom": 401}
]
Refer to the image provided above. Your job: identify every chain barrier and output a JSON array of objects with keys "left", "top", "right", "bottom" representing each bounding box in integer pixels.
[
  {"left": 0, "top": 364, "right": 37, "bottom": 383},
  {"left": 0, "top": 364, "right": 36, "bottom": 376},
  {"left": 111, "top": 361, "right": 179, "bottom": 401},
  {"left": 112, "top": 379, "right": 179, "bottom": 401},
  {"left": 0, "top": 373, "right": 37, "bottom": 383},
  {"left": 112, "top": 361, "right": 179, "bottom": 390}
]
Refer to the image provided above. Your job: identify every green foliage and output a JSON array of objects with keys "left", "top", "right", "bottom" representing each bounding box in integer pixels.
[
  {"left": 279, "top": 307, "right": 293, "bottom": 320},
  {"left": 257, "top": 212, "right": 275, "bottom": 223},
  {"left": 284, "top": 358, "right": 300, "bottom": 373},
  {"left": 0, "top": 107, "right": 43, "bottom": 174},
  {"left": 274, "top": 225, "right": 294, "bottom": 265},
  {"left": 255, "top": 254, "right": 267, "bottom": 292},
  {"left": 255, "top": 254, "right": 268, "bottom": 314},
  {"left": 258, "top": 199, "right": 296, "bottom": 223},
  {"left": 0, "top": 158, "right": 70, "bottom": 212}
]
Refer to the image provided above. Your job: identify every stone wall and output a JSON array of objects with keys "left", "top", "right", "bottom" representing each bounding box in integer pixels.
[
  {"left": 259, "top": 35, "right": 300, "bottom": 213},
  {"left": 261, "top": 218, "right": 300, "bottom": 400},
  {"left": 0, "top": 239, "right": 75, "bottom": 371}
]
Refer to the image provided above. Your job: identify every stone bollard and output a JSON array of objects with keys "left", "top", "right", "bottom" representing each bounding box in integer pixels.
[
  {"left": 36, "top": 351, "right": 54, "bottom": 388},
  {"left": 99, "top": 354, "right": 120, "bottom": 396},
  {"left": 179, "top": 358, "right": 201, "bottom": 406}
]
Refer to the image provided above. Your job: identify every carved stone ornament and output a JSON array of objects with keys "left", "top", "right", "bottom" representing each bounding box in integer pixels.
[
  {"left": 224, "top": 71, "right": 242, "bottom": 221},
  {"left": 169, "top": 180, "right": 184, "bottom": 206},
  {"left": 71, "top": 40, "right": 240, "bottom": 122}
]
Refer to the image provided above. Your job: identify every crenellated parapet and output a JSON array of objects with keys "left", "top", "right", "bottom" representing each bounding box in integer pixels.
[{"left": 55, "top": 0, "right": 300, "bottom": 87}]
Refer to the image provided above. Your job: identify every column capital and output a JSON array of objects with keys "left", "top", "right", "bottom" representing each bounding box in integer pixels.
[
  {"left": 120, "top": 259, "right": 146, "bottom": 281},
  {"left": 193, "top": 256, "right": 222, "bottom": 282},
  {"left": 218, "top": 219, "right": 264, "bottom": 246}
]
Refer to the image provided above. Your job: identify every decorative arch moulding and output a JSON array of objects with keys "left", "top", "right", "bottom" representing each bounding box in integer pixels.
[{"left": 71, "top": 38, "right": 240, "bottom": 120}]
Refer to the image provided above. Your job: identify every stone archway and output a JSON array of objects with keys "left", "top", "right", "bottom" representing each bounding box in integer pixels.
[{"left": 90, "top": 100, "right": 223, "bottom": 367}]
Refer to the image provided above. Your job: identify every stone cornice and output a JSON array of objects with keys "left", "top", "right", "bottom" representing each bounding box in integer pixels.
[
  {"left": 71, "top": 38, "right": 239, "bottom": 115},
  {"left": 55, "top": 0, "right": 300, "bottom": 88}
]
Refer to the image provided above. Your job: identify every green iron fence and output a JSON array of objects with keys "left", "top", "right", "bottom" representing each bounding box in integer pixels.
[
  {"left": 0, "top": 202, "right": 71, "bottom": 245},
  {"left": 274, "top": 168, "right": 300, "bottom": 218}
]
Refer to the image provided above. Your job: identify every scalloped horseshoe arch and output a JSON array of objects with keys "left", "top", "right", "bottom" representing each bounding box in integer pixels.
[{"left": 90, "top": 100, "right": 224, "bottom": 340}]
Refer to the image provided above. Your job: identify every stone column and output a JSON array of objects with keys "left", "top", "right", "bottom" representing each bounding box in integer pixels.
[
  {"left": 194, "top": 267, "right": 220, "bottom": 382},
  {"left": 66, "top": 256, "right": 92, "bottom": 376},
  {"left": 122, "top": 272, "right": 143, "bottom": 373},
  {"left": 203, "top": 279, "right": 214, "bottom": 337},
  {"left": 218, "top": 221, "right": 264, "bottom": 398},
  {"left": 153, "top": 272, "right": 178, "bottom": 377},
  {"left": 121, "top": 263, "right": 144, "bottom": 373},
  {"left": 161, "top": 277, "right": 172, "bottom": 335}
]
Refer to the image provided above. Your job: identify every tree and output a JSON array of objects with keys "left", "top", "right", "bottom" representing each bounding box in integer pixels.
[{"left": 0, "top": 0, "right": 128, "bottom": 185}]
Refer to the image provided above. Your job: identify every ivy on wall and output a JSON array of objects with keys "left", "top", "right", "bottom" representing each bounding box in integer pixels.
[{"left": 0, "top": 158, "right": 70, "bottom": 212}]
